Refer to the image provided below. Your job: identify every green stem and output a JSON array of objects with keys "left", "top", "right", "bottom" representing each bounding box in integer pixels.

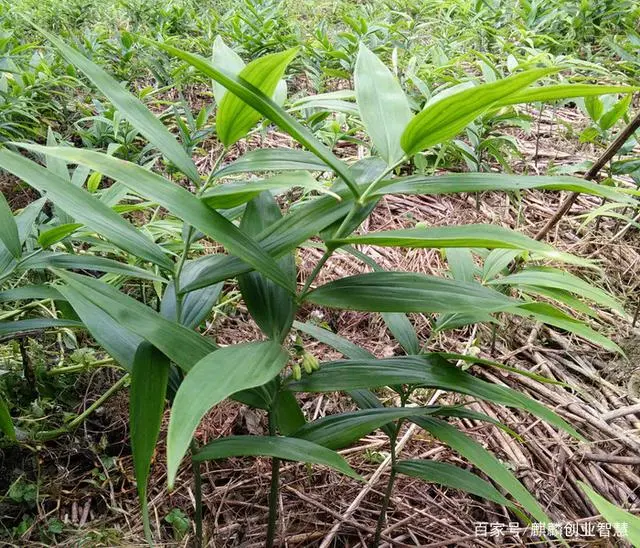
[
  {"left": 191, "top": 440, "right": 204, "bottom": 548},
  {"left": 46, "top": 358, "right": 115, "bottom": 376},
  {"left": 36, "top": 374, "right": 129, "bottom": 440},
  {"left": 358, "top": 156, "right": 407, "bottom": 204},
  {"left": 200, "top": 147, "right": 228, "bottom": 195},
  {"left": 299, "top": 248, "right": 333, "bottom": 297},
  {"left": 299, "top": 203, "right": 362, "bottom": 297},
  {"left": 266, "top": 412, "right": 280, "bottom": 548},
  {"left": 299, "top": 158, "right": 407, "bottom": 297}
]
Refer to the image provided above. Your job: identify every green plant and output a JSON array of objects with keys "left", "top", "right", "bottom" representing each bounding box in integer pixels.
[{"left": 0, "top": 28, "right": 636, "bottom": 548}]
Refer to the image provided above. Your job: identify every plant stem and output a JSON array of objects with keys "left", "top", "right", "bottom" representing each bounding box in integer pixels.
[
  {"left": 358, "top": 156, "right": 407, "bottom": 204},
  {"left": 190, "top": 439, "right": 204, "bottom": 548},
  {"left": 36, "top": 373, "right": 129, "bottom": 440},
  {"left": 266, "top": 412, "right": 280, "bottom": 548},
  {"left": 200, "top": 147, "right": 228, "bottom": 194},
  {"left": 46, "top": 358, "right": 115, "bottom": 376},
  {"left": 300, "top": 157, "right": 408, "bottom": 296},
  {"left": 372, "top": 426, "right": 399, "bottom": 546}
]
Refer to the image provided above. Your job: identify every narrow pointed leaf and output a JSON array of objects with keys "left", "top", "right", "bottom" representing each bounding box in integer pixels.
[
  {"left": 0, "top": 193, "right": 20, "bottom": 259},
  {"left": 0, "top": 318, "right": 83, "bottom": 340},
  {"left": 395, "top": 460, "right": 515, "bottom": 508},
  {"left": 293, "top": 407, "right": 444, "bottom": 450},
  {"left": 374, "top": 173, "right": 637, "bottom": 205},
  {"left": 193, "top": 435, "right": 362, "bottom": 480},
  {"left": 330, "top": 224, "right": 566, "bottom": 256},
  {"left": 354, "top": 44, "right": 411, "bottom": 165},
  {"left": 413, "top": 417, "right": 550, "bottom": 523},
  {"left": 214, "top": 148, "right": 330, "bottom": 178},
  {"left": 18, "top": 252, "right": 167, "bottom": 282},
  {"left": 0, "top": 286, "right": 63, "bottom": 303},
  {"left": 167, "top": 341, "right": 288, "bottom": 487},
  {"left": 38, "top": 223, "right": 84, "bottom": 248},
  {"left": 202, "top": 172, "right": 329, "bottom": 209},
  {"left": 579, "top": 482, "right": 640, "bottom": 544},
  {"left": 305, "top": 272, "right": 518, "bottom": 314},
  {"left": 497, "top": 84, "right": 637, "bottom": 107},
  {"left": 293, "top": 320, "right": 374, "bottom": 360},
  {"left": 512, "top": 302, "right": 621, "bottom": 353},
  {"left": 491, "top": 267, "right": 624, "bottom": 314},
  {"left": 130, "top": 343, "right": 169, "bottom": 543}
]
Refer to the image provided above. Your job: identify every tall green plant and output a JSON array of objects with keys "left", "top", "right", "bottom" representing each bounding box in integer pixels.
[{"left": 0, "top": 33, "right": 636, "bottom": 547}]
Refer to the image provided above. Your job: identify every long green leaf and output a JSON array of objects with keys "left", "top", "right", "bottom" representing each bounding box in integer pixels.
[
  {"left": 167, "top": 341, "right": 288, "bottom": 487},
  {"left": 413, "top": 417, "right": 550, "bottom": 523},
  {"left": 148, "top": 40, "right": 360, "bottom": 198},
  {"left": 55, "top": 270, "right": 216, "bottom": 370},
  {"left": 293, "top": 320, "right": 374, "bottom": 360},
  {"left": 201, "top": 172, "right": 330, "bottom": 209},
  {"left": 0, "top": 318, "right": 83, "bottom": 340},
  {"left": 214, "top": 148, "right": 331, "bottom": 178},
  {"left": 217, "top": 48, "right": 297, "bottom": 146},
  {"left": 37, "top": 223, "right": 84, "bottom": 248},
  {"left": 497, "top": 84, "right": 637, "bottom": 107},
  {"left": 33, "top": 25, "right": 199, "bottom": 182},
  {"left": 0, "top": 193, "right": 20, "bottom": 259},
  {"left": 287, "top": 355, "right": 581, "bottom": 439},
  {"left": 579, "top": 482, "right": 640, "bottom": 544},
  {"left": 130, "top": 343, "right": 169, "bottom": 544},
  {"left": 0, "top": 149, "right": 171, "bottom": 270},
  {"left": 512, "top": 302, "right": 622, "bottom": 353},
  {"left": 293, "top": 407, "right": 444, "bottom": 449},
  {"left": 330, "top": 224, "right": 566, "bottom": 256},
  {"left": 0, "top": 286, "right": 63, "bottom": 303},
  {"left": 305, "top": 272, "right": 518, "bottom": 314},
  {"left": 401, "top": 68, "right": 556, "bottom": 155},
  {"left": 18, "top": 252, "right": 166, "bottom": 283},
  {"left": 374, "top": 173, "right": 637, "bottom": 205},
  {"left": 395, "top": 459, "right": 515, "bottom": 508},
  {"left": 193, "top": 435, "right": 362, "bottom": 480},
  {"left": 20, "top": 145, "right": 294, "bottom": 292},
  {"left": 491, "top": 267, "right": 624, "bottom": 314},
  {"left": 354, "top": 44, "right": 411, "bottom": 165}
]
